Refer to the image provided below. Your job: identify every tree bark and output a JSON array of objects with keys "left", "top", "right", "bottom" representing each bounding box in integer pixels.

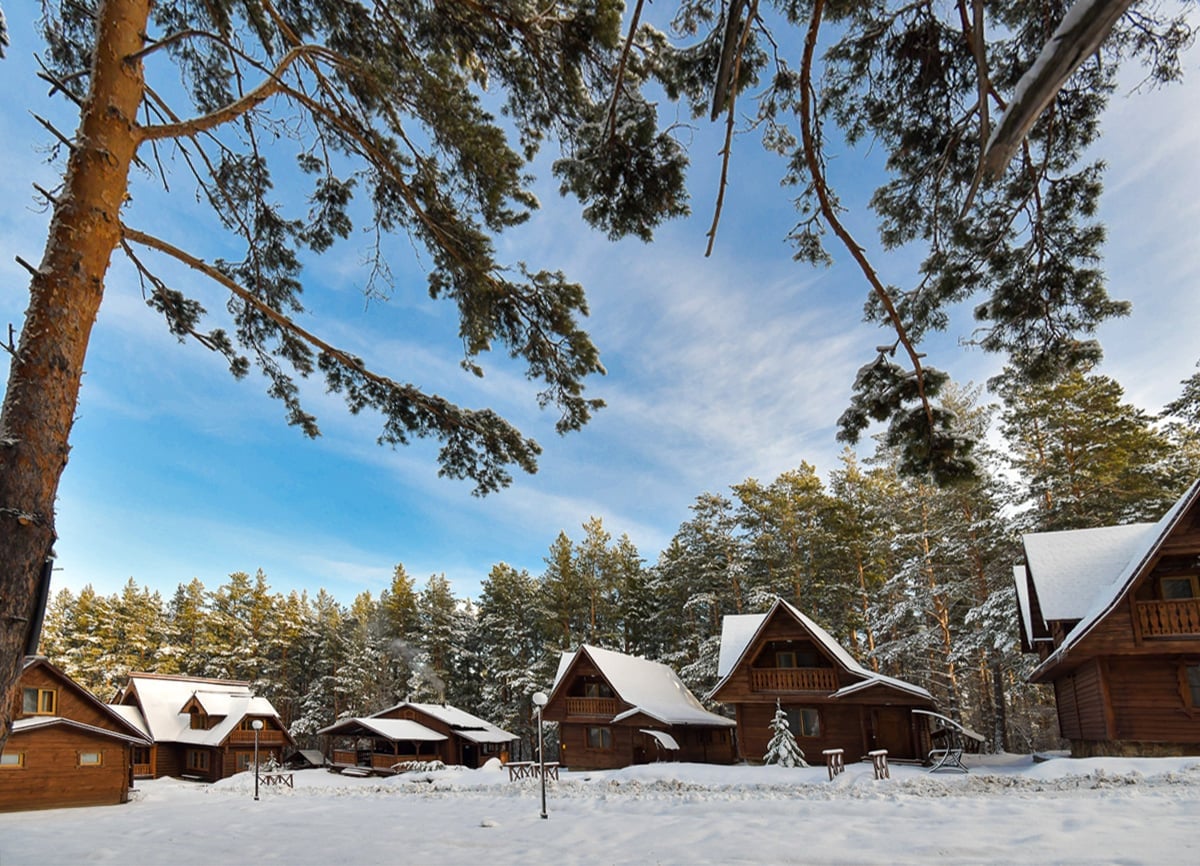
[{"left": 0, "top": 0, "right": 149, "bottom": 748}]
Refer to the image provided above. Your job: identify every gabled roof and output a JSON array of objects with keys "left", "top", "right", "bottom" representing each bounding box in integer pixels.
[
  {"left": 1027, "top": 479, "right": 1200, "bottom": 680},
  {"left": 20, "top": 657, "right": 150, "bottom": 743},
  {"left": 372, "top": 702, "right": 516, "bottom": 743},
  {"left": 708, "top": 598, "right": 933, "bottom": 701},
  {"left": 116, "top": 673, "right": 287, "bottom": 747},
  {"left": 1021, "top": 523, "right": 1157, "bottom": 623},
  {"left": 550, "top": 645, "right": 735, "bottom": 728},
  {"left": 316, "top": 717, "right": 448, "bottom": 742}
]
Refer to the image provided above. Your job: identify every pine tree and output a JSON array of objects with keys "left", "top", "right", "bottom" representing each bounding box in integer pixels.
[
  {"left": 763, "top": 700, "right": 807, "bottom": 768},
  {"left": 0, "top": 0, "right": 688, "bottom": 747}
]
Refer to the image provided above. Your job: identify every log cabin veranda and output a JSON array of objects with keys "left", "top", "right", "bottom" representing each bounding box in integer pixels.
[
  {"left": 1016, "top": 478, "right": 1200, "bottom": 756},
  {"left": 318, "top": 702, "right": 517, "bottom": 772}
]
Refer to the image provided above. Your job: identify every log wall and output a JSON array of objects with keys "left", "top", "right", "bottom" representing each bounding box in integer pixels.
[{"left": 0, "top": 726, "right": 131, "bottom": 811}]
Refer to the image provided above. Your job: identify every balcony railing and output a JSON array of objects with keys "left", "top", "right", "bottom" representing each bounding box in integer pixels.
[
  {"left": 750, "top": 667, "right": 839, "bottom": 693},
  {"left": 229, "top": 729, "right": 287, "bottom": 746},
  {"left": 1136, "top": 599, "right": 1200, "bottom": 638},
  {"left": 565, "top": 697, "right": 619, "bottom": 717},
  {"left": 132, "top": 763, "right": 152, "bottom": 778}
]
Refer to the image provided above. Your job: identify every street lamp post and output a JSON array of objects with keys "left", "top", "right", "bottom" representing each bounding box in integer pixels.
[
  {"left": 251, "top": 719, "right": 264, "bottom": 801},
  {"left": 532, "top": 692, "right": 548, "bottom": 820}
]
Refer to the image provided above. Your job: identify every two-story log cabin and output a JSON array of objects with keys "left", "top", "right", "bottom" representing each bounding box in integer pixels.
[
  {"left": 541, "top": 646, "right": 737, "bottom": 770},
  {"left": 709, "top": 598, "right": 935, "bottom": 763},
  {"left": 110, "top": 673, "right": 294, "bottom": 781},
  {"left": 1, "top": 657, "right": 151, "bottom": 811},
  {"left": 1016, "top": 479, "right": 1200, "bottom": 756}
]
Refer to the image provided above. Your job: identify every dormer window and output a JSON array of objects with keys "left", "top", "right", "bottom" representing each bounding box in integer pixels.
[
  {"left": 189, "top": 710, "right": 207, "bottom": 730},
  {"left": 22, "top": 687, "right": 56, "bottom": 716}
]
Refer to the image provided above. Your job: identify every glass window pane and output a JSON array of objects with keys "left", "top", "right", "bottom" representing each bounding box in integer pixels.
[
  {"left": 1163, "top": 578, "right": 1196, "bottom": 600},
  {"left": 22, "top": 689, "right": 38, "bottom": 714}
]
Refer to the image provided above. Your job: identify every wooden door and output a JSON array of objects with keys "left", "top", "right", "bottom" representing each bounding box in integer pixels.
[{"left": 871, "top": 707, "right": 916, "bottom": 759}]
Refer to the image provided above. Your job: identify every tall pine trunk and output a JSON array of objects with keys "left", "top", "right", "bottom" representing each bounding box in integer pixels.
[{"left": 0, "top": 0, "right": 149, "bottom": 748}]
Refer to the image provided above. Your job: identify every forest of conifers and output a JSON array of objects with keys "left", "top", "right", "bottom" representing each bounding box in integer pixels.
[{"left": 38, "top": 373, "right": 1200, "bottom": 756}]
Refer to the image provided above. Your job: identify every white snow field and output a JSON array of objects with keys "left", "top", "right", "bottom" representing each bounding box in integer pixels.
[{"left": 2, "top": 754, "right": 1198, "bottom": 865}]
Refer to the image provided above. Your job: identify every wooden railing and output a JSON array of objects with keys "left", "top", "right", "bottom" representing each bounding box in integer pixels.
[
  {"left": 750, "top": 667, "right": 839, "bottom": 693},
  {"left": 565, "top": 697, "right": 618, "bottom": 717},
  {"left": 507, "top": 761, "right": 560, "bottom": 782},
  {"left": 132, "top": 763, "right": 152, "bottom": 778},
  {"left": 1136, "top": 599, "right": 1200, "bottom": 638},
  {"left": 229, "top": 729, "right": 286, "bottom": 745}
]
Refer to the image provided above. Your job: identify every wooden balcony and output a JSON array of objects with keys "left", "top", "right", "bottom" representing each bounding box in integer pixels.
[
  {"left": 1136, "top": 599, "right": 1200, "bottom": 638},
  {"left": 750, "top": 667, "right": 839, "bottom": 693},
  {"left": 565, "top": 697, "right": 618, "bottom": 717},
  {"left": 132, "top": 763, "right": 152, "bottom": 778},
  {"left": 229, "top": 729, "right": 287, "bottom": 746}
]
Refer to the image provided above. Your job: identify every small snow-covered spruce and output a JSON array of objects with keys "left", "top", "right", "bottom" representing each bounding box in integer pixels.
[{"left": 764, "top": 700, "right": 808, "bottom": 768}]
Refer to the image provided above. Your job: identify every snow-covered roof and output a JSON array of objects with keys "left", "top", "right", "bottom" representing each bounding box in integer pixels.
[
  {"left": 106, "top": 703, "right": 151, "bottom": 739},
  {"left": 709, "top": 598, "right": 932, "bottom": 701},
  {"left": 374, "top": 702, "right": 516, "bottom": 742},
  {"left": 1022, "top": 523, "right": 1157, "bottom": 622},
  {"left": 552, "top": 646, "right": 735, "bottom": 728},
  {"left": 11, "top": 715, "right": 150, "bottom": 745},
  {"left": 1029, "top": 479, "right": 1200, "bottom": 679},
  {"left": 316, "top": 717, "right": 448, "bottom": 742},
  {"left": 640, "top": 729, "right": 680, "bottom": 750},
  {"left": 119, "top": 673, "right": 285, "bottom": 747},
  {"left": 20, "top": 656, "right": 152, "bottom": 743}
]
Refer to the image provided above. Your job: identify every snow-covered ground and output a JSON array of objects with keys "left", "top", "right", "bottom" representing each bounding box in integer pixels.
[{"left": 3, "top": 754, "right": 1198, "bottom": 864}]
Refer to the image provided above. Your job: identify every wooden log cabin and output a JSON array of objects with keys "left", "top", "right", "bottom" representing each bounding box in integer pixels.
[
  {"left": 541, "top": 645, "right": 737, "bottom": 770},
  {"left": 318, "top": 702, "right": 516, "bottom": 772},
  {"left": 110, "top": 673, "right": 294, "bottom": 782},
  {"left": 1, "top": 657, "right": 151, "bottom": 811},
  {"left": 1016, "top": 479, "right": 1200, "bottom": 756},
  {"left": 708, "top": 598, "right": 935, "bottom": 764}
]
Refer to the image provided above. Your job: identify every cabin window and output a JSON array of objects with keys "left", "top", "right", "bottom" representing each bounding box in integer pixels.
[
  {"left": 236, "top": 752, "right": 254, "bottom": 771},
  {"left": 775, "top": 651, "right": 798, "bottom": 668},
  {"left": 786, "top": 707, "right": 821, "bottom": 737},
  {"left": 239, "top": 717, "right": 266, "bottom": 731},
  {"left": 189, "top": 711, "right": 207, "bottom": 730},
  {"left": 583, "top": 681, "right": 614, "bottom": 699},
  {"left": 1161, "top": 576, "right": 1200, "bottom": 600},
  {"left": 21, "top": 687, "right": 56, "bottom": 716},
  {"left": 1184, "top": 665, "right": 1200, "bottom": 708},
  {"left": 0, "top": 751, "right": 25, "bottom": 768},
  {"left": 187, "top": 750, "right": 210, "bottom": 771},
  {"left": 78, "top": 751, "right": 103, "bottom": 767},
  {"left": 586, "top": 727, "right": 613, "bottom": 749}
]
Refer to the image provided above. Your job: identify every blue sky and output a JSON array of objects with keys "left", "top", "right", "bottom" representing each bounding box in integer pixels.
[{"left": 2, "top": 3, "right": 1199, "bottom": 604}]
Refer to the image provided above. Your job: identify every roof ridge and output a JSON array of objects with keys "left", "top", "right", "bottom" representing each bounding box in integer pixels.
[{"left": 129, "top": 672, "right": 251, "bottom": 687}]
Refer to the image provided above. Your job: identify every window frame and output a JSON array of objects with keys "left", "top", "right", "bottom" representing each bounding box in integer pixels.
[
  {"left": 0, "top": 751, "right": 25, "bottom": 769},
  {"left": 586, "top": 726, "right": 613, "bottom": 750},
  {"left": 1181, "top": 662, "right": 1200, "bottom": 712},
  {"left": 22, "top": 687, "right": 57, "bottom": 716},
  {"left": 785, "top": 707, "right": 821, "bottom": 738},
  {"left": 78, "top": 750, "right": 103, "bottom": 767},
  {"left": 775, "top": 650, "right": 798, "bottom": 669},
  {"left": 186, "top": 749, "right": 211, "bottom": 772},
  {"left": 1161, "top": 575, "right": 1200, "bottom": 600}
]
